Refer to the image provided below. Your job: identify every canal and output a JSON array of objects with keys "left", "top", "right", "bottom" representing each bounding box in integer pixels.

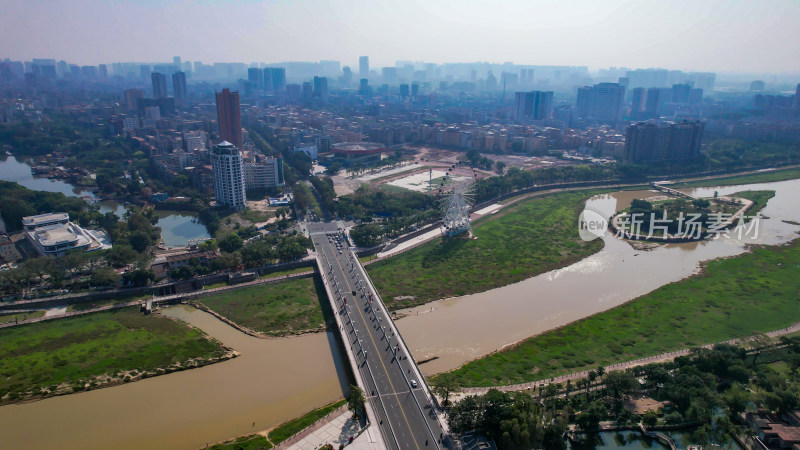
[{"left": 0, "top": 155, "right": 210, "bottom": 246}]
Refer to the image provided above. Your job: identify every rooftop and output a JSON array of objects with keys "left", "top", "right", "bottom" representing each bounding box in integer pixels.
[{"left": 22, "top": 212, "right": 69, "bottom": 228}]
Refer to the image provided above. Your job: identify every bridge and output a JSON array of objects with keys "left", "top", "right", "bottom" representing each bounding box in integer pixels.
[
  {"left": 308, "top": 222, "right": 448, "bottom": 450},
  {"left": 650, "top": 181, "right": 697, "bottom": 200}
]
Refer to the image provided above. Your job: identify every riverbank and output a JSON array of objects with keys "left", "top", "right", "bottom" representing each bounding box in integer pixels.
[
  {"left": 367, "top": 190, "right": 607, "bottom": 309},
  {"left": 443, "top": 235, "right": 800, "bottom": 387},
  {"left": 0, "top": 307, "right": 234, "bottom": 405}
]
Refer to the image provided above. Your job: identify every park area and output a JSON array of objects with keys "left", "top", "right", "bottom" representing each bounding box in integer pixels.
[
  {"left": 196, "top": 277, "right": 330, "bottom": 336},
  {"left": 367, "top": 190, "right": 606, "bottom": 309}
]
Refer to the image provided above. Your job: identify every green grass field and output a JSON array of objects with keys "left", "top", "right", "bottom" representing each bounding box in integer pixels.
[
  {"left": 268, "top": 399, "right": 346, "bottom": 445},
  {"left": 210, "top": 435, "right": 272, "bottom": 450},
  {"left": 732, "top": 190, "right": 775, "bottom": 216},
  {"left": 672, "top": 167, "right": 800, "bottom": 188},
  {"left": 444, "top": 238, "right": 800, "bottom": 387},
  {"left": 197, "top": 277, "right": 329, "bottom": 336},
  {"left": 366, "top": 190, "right": 605, "bottom": 309},
  {"left": 0, "top": 307, "right": 225, "bottom": 401},
  {"left": 0, "top": 310, "right": 45, "bottom": 324}
]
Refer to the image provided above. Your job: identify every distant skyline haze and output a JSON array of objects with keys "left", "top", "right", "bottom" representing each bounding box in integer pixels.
[{"left": 1, "top": 0, "right": 799, "bottom": 73}]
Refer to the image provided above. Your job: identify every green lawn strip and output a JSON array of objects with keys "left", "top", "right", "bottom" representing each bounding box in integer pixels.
[
  {"left": 444, "top": 238, "right": 800, "bottom": 387},
  {"left": 197, "top": 277, "right": 329, "bottom": 336},
  {"left": 268, "top": 399, "right": 347, "bottom": 445},
  {"left": 366, "top": 190, "right": 606, "bottom": 309},
  {"left": 672, "top": 167, "right": 800, "bottom": 188},
  {"left": 0, "top": 307, "right": 226, "bottom": 401},
  {"left": 210, "top": 434, "right": 272, "bottom": 450},
  {"left": 0, "top": 310, "right": 45, "bottom": 324},
  {"left": 377, "top": 183, "right": 413, "bottom": 194},
  {"left": 730, "top": 190, "right": 776, "bottom": 216}
]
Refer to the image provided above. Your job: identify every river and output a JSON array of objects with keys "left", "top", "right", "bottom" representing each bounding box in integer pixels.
[
  {"left": 396, "top": 178, "right": 800, "bottom": 375},
  {"left": 0, "top": 155, "right": 210, "bottom": 247},
  {"left": 0, "top": 305, "right": 349, "bottom": 450},
  {"left": 0, "top": 154, "right": 96, "bottom": 198},
  {"left": 569, "top": 429, "right": 738, "bottom": 449},
  {"left": 0, "top": 178, "right": 797, "bottom": 449}
]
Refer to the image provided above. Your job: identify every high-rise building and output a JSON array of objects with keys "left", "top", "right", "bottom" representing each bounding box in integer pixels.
[
  {"left": 576, "top": 86, "right": 593, "bottom": 118},
  {"left": 313, "top": 76, "right": 328, "bottom": 98},
  {"left": 624, "top": 120, "right": 704, "bottom": 162},
  {"left": 342, "top": 66, "right": 352, "bottom": 86},
  {"left": 688, "top": 88, "right": 704, "bottom": 104},
  {"left": 382, "top": 67, "right": 397, "bottom": 84},
  {"left": 514, "top": 91, "right": 553, "bottom": 121},
  {"left": 211, "top": 142, "right": 246, "bottom": 210},
  {"left": 671, "top": 84, "right": 691, "bottom": 103},
  {"left": 98, "top": 64, "right": 108, "bottom": 79},
  {"left": 359, "top": 56, "right": 369, "bottom": 78},
  {"left": 590, "top": 83, "right": 625, "bottom": 122},
  {"left": 262, "top": 68, "right": 273, "bottom": 92},
  {"left": 215, "top": 88, "right": 243, "bottom": 150},
  {"left": 575, "top": 83, "right": 625, "bottom": 122},
  {"left": 644, "top": 87, "right": 663, "bottom": 118},
  {"left": 151, "top": 72, "right": 168, "bottom": 98},
  {"left": 124, "top": 88, "right": 145, "bottom": 110},
  {"left": 631, "top": 87, "right": 646, "bottom": 115},
  {"left": 400, "top": 84, "right": 410, "bottom": 98},
  {"left": 247, "top": 67, "right": 262, "bottom": 90},
  {"left": 275, "top": 67, "right": 287, "bottom": 91},
  {"left": 794, "top": 83, "right": 800, "bottom": 110},
  {"left": 172, "top": 72, "right": 187, "bottom": 105},
  {"left": 244, "top": 158, "right": 284, "bottom": 189}
]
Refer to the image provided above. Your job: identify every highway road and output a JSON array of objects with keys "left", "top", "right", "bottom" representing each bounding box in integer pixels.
[{"left": 308, "top": 222, "right": 445, "bottom": 450}]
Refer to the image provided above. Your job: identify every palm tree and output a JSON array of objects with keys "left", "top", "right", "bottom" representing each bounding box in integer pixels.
[{"left": 587, "top": 370, "right": 597, "bottom": 399}]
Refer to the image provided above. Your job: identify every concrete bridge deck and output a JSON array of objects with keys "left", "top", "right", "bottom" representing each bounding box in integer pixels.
[{"left": 309, "top": 222, "right": 448, "bottom": 450}]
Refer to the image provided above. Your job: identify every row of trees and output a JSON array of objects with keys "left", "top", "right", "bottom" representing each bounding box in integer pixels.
[{"left": 446, "top": 339, "right": 800, "bottom": 449}]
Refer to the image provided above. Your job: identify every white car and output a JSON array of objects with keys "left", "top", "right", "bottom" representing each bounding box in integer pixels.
[{"left": 410, "top": 380, "right": 418, "bottom": 388}]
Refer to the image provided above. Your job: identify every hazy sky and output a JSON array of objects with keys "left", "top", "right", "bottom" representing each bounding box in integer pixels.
[{"left": 2, "top": 0, "right": 799, "bottom": 73}]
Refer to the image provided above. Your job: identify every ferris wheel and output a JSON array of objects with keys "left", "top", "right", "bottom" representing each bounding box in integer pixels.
[{"left": 435, "top": 163, "right": 478, "bottom": 237}]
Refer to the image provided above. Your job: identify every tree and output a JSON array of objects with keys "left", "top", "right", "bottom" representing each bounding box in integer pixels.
[
  {"left": 603, "top": 370, "right": 637, "bottom": 399},
  {"left": 347, "top": 385, "right": 365, "bottom": 419},
  {"left": 575, "top": 400, "right": 605, "bottom": 432},
  {"left": 495, "top": 161, "right": 506, "bottom": 174},
  {"left": 90, "top": 266, "right": 121, "bottom": 287},
  {"left": 219, "top": 233, "right": 244, "bottom": 253},
  {"left": 431, "top": 373, "right": 461, "bottom": 407},
  {"left": 749, "top": 333, "right": 771, "bottom": 365},
  {"left": 642, "top": 410, "right": 658, "bottom": 426}
]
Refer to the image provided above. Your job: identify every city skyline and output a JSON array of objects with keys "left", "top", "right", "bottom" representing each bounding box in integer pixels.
[{"left": 2, "top": 0, "right": 800, "bottom": 74}]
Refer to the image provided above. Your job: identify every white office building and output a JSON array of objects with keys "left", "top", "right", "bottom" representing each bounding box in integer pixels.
[
  {"left": 22, "top": 213, "right": 110, "bottom": 257},
  {"left": 211, "top": 141, "right": 247, "bottom": 209},
  {"left": 244, "top": 157, "right": 284, "bottom": 189}
]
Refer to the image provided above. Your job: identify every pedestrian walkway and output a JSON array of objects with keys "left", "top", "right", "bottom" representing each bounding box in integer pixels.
[{"left": 282, "top": 409, "right": 381, "bottom": 450}]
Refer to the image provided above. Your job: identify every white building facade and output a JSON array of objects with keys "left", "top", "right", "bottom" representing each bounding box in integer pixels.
[{"left": 211, "top": 141, "right": 247, "bottom": 209}]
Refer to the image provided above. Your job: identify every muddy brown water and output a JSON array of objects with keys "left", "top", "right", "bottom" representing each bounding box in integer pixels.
[
  {"left": 0, "top": 306, "right": 348, "bottom": 450},
  {"left": 0, "top": 179, "right": 797, "bottom": 449},
  {"left": 397, "top": 179, "right": 800, "bottom": 375}
]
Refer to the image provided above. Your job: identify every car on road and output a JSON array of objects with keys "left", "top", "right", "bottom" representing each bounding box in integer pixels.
[
  {"left": 352, "top": 290, "right": 357, "bottom": 296},
  {"left": 410, "top": 380, "right": 418, "bottom": 388}
]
